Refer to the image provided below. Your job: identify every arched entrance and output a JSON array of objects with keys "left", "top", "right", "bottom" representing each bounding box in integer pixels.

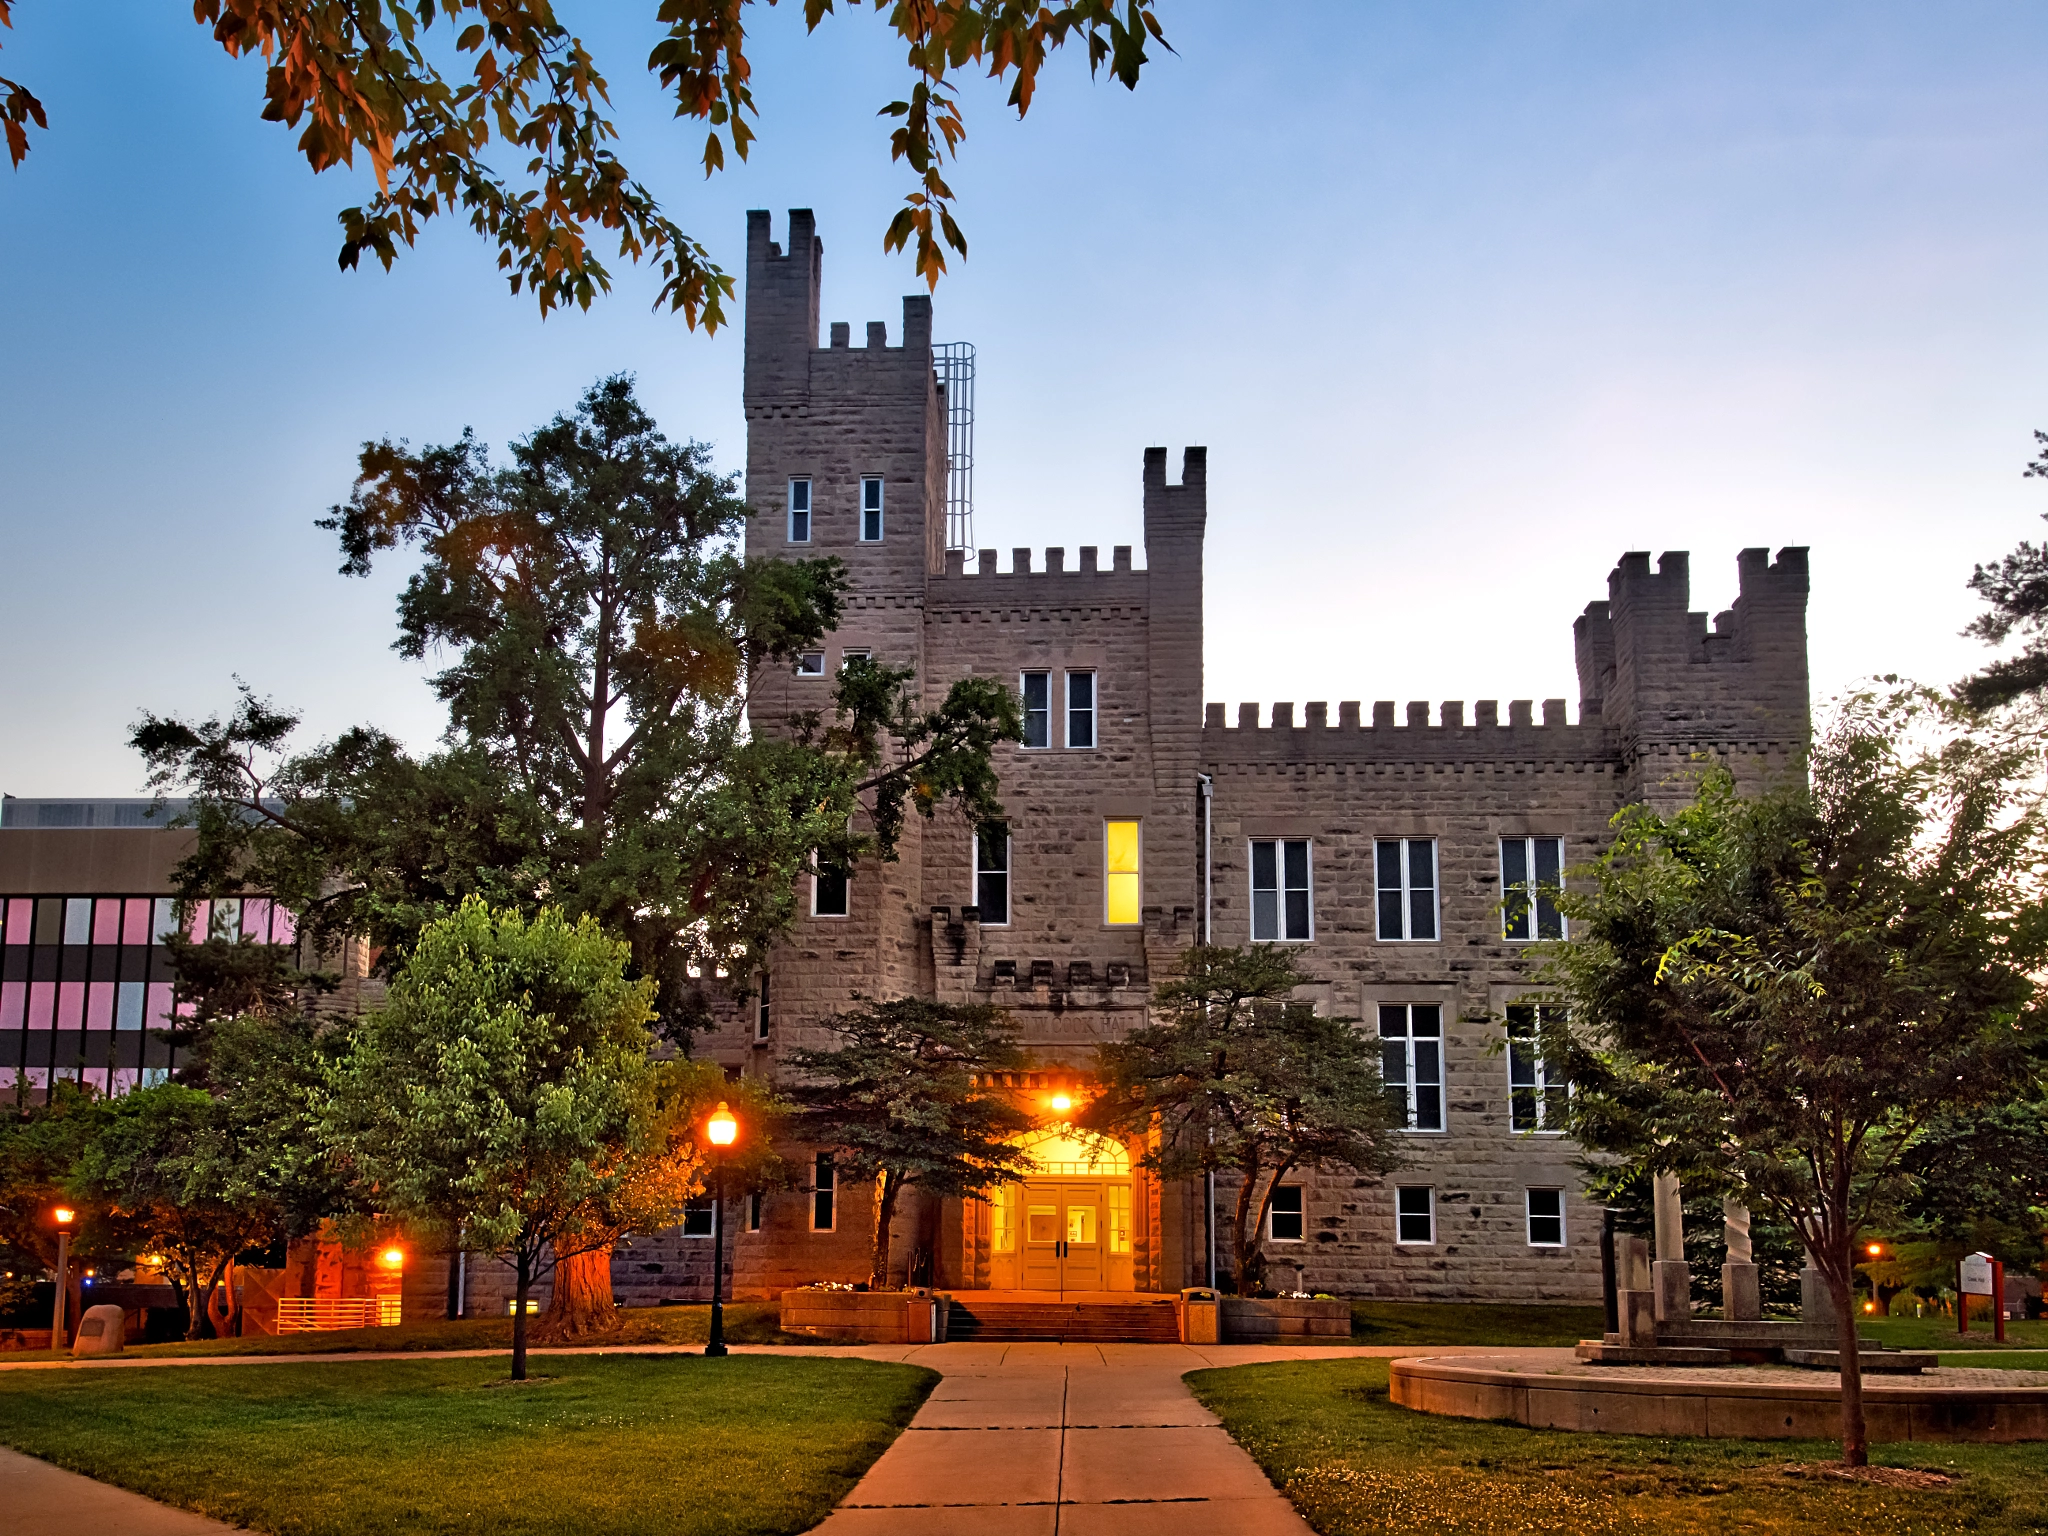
[{"left": 987, "top": 1129, "right": 1135, "bottom": 1293}]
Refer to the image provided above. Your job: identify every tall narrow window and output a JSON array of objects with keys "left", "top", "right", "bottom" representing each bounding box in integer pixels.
[
  {"left": 1527, "top": 1188, "right": 1565, "bottom": 1247},
  {"left": 1375, "top": 838, "right": 1437, "bottom": 941},
  {"left": 1104, "top": 819, "right": 1142, "bottom": 926},
  {"left": 788, "top": 477, "right": 812, "bottom": 543},
  {"left": 976, "top": 826, "right": 1011, "bottom": 926},
  {"left": 1250, "top": 839, "right": 1312, "bottom": 941},
  {"left": 1505, "top": 1004, "right": 1567, "bottom": 1131},
  {"left": 991, "top": 1186, "right": 1017, "bottom": 1253},
  {"left": 1501, "top": 836, "right": 1566, "bottom": 940},
  {"left": 1107, "top": 1185, "right": 1132, "bottom": 1254},
  {"left": 754, "top": 973, "right": 771, "bottom": 1043},
  {"left": 1396, "top": 1186, "right": 1435, "bottom": 1245},
  {"left": 1066, "top": 670, "right": 1096, "bottom": 748},
  {"left": 747, "top": 1190, "right": 764, "bottom": 1233},
  {"left": 1268, "top": 1185, "right": 1305, "bottom": 1242},
  {"left": 813, "top": 861, "right": 849, "bottom": 918},
  {"left": 1379, "top": 1004, "right": 1444, "bottom": 1132},
  {"left": 812, "top": 1153, "right": 836, "bottom": 1232},
  {"left": 1020, "top": 671, "right": 1051, "bottom": 749},
  {"left": 860, "top": 476, "right": 884, "bottom": 541}
]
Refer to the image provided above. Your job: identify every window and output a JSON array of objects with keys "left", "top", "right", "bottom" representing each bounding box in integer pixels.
[
  {"left": 976, "top": 826, "right": 1010, "bottom": 925},
  {"left": 1375, "top": 838, "right": 1437, "bottom": 941},
  {"left": 1396, "top": 1186, "right": 1435, "bottom": 1245},
  {"left": 1379, "top": 1004, "right": 1444, "bottom": 1132},
  {"left": 1108, "top": 1185, "right": 1132, "bottom": 1255},
  {"left": 1066, "top": 670, "right": 1096, "bottom": 748},
  {"left": 795, "top": 651, "right": 825, "bottom": 678},
  {"left": 1506, "top": 1004, "right": 1567, "bottom": 1131},
  {"left": 1105, "top": 819, "right": 1142, "bottom": 926},
  {"left": 1268, "top": 1185, "right": 1304, "bottom": 1242},
  {"left": 991, "top": 1186, "right": 1017, "bottom": 1253},
  {"left": 788, "top": 477, "right": 812, "bottom": 543},
  {"left": 747, "top": 1190, "right": 764, "bottom": 1232},
  {"left": 754, "top": 973, "right": 771, "bottom": 1043},
  {"left": 813, "top": 862, "right": 849, "bottom": 918},
  {"left": 839, "top": 647, "right": 871, "bottom": 669},
  {"left": 681, "top": 1199, "right": 714, "bottom": 1237},
  {"left": 1527, "top": 1188, "right": 1565, "bottom": 1247},
  {"left": 1250, "top": 839, "right": 1312, "bottom": 942},
  {"left": 812, "top": 1153, "right": 836, "bottom": 1232},
  {"left": 1020, "top": 671, "right": 1050, "bottom": 748},
  {"left": 1501, "top": 836, "right": 1565, "bottom": 940},
  {"left": 860, "top": 476, "right": 884, "bottom": 541}
]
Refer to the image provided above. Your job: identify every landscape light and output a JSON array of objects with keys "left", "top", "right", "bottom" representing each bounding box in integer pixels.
[
  {"left": 1049, "top": 1093, "right": 1073, "bottom": 1114},
  {"left": 707, "top": 1102, "right": 738, "bottom": 1147},
  {"left": 53, "top": 1207, "right": 75, "bottom": 1226},
  {"left": 1867, "top": 1243, "right": 1883, "bottom": 1257}
]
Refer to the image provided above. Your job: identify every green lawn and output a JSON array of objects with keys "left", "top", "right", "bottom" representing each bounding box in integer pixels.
[
  {"left": 1349, "top": 1300, "right": 1607, "bottom": 1347},
  {"left": 0, "top": 1301, "right": 806, "bottom": 1363},
  {"left": 1864, "top": 1314, "right": 2048, "bottom": 1353},
  {"left": 0, "top": 1352, "right": 934, "bottom": 1536},
  {"left": 1187, "top": 1358, "right": 2048, "bottom": 1536}
]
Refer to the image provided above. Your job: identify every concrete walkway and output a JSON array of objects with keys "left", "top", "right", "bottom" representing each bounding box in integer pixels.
[{"left": 0, "top": 1445, "right": 235, "bottom": 1534}]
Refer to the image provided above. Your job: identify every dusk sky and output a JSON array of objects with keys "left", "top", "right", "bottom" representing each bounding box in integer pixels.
[{"left": 4, "top": 3, "right": 2046, "bottom": 797}]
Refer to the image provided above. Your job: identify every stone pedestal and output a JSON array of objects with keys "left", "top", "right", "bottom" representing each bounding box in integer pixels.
[
  {"left": 1801, "top": 1266, "right": 1836, "bottom": 1325},
  {"left": 1618, "top": 1288, "right": 1658, "bottom": 1345},
  {"left": 1653, "top": 1258, "right": 1692, "bottom": 1322},
  {"left": 1722, "top": 1261, "right": 1762, "bottom": 1321}
]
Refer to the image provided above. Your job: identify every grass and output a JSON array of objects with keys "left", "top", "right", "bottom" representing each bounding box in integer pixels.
[
  {"left": 1187, "top": 1357, "right": 2048, "bottom": 1536},
  {"left": 0, "top": 1301, "right": 810, "bottom": 1363},
  {"left": 1864, "top": 1314, "right": 2048, "bottom": 1353},
  {"left": 1936, "top": 1352, "right": 2048, "bottom": 1372},
  {"left": 0, "top": 1352, "right": 935, "bottom": 1536},
  {"left": 1348, "top": 1300, "right": 1607, "bottom": 1348}
]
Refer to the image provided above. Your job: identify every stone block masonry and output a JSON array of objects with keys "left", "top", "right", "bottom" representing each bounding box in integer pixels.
[{"left": 680, "top": 209, "right": 1813, "bottom": 1308}]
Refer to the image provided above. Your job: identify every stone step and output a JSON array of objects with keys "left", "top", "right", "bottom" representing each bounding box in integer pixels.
[
  {"left": 1782, "top": 1348, "right": 1937, "bottom": 1374},
  {"left": 946, "top": 1302, "right": 1180, "bottom": 1343}
]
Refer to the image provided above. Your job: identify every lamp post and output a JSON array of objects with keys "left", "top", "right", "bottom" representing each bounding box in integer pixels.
[
  {"left": 704, "top": 1101, "right": 739, "bottom": 1358},
  {"left": 50, "top": 1207, "right": 76, "bottom": 1347}
]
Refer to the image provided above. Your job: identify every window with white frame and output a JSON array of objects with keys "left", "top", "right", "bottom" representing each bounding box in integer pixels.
[
  {"left": 681, "top": 1198, "right": 714, "bottom": 1237},
  {"left": 1375, "top": 838, "right": 1437, "bottom": 941},
  {"left": 1501, "top": 836, "right": 1566, "bottom": 940},
  {"left": 1379, "top": 1004, "right": 1445, "bottom": 1132},
  {"left": 860, "top": 476, "right": 884, "bottom": 541},
  {"left": 990, "top": 1185, "right": 1017, "bottom": 1253},
  {"left": 976, "top": 825, "right": 1010, "bottom": 925},
  {"left": 1250, "top": 839, "right": 1312, "bottom": 942},
  {"left": 813, "top": 861, "right": 849, "bottom": 918},
  {"left": 754, "top": 973, "right": 771, "bottom": 1043},
  {"left": 812, "top": 1153, "right": 837, "bottom": 1232},
  {"left": 1066, "top": 670, "right": 1096, "bottom": 748},
  {"left": 1104, "top": 818, "right": 1141, "bottom": 926},
  {"left": 1396, "top": 1186, "right": 1435, "bottom": 1245},
  {"left": 1505, "top": 1003, "right": 1568, "bottom": 1131},
  {"left": 788, "top": 477, "right": 812, "bottom": 543},
  {"left": 795, "top": 651, "right": 825, "bottom": 678},
  {"left": 1020, "top": 671, "right": 1051, "bottom": 748},
  {"left": 840, "top": 647, "right": 870, "bottom": 669},
  {"left": 1268, "top": 1184, "right": 1305, "bottom": 1242},
  {"left": 1526, "top": 1187, "right": 1565, "bottom": 1247}
]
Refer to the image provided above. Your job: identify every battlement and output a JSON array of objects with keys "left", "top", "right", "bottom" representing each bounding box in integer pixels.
[
  {"left": 939, "top": 545, "right": 1139, "bottom": 577},
  {"left": 1200, "top": 698, "right": 1610, "bottom": 768}
]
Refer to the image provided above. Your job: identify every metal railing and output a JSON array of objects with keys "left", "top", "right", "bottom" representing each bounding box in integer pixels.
[{"left": 275, "top": 1296, "right": 401, "bottom": 1332}]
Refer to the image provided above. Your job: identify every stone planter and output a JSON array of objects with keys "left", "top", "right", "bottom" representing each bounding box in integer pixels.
[
  {"left": 1221, "top": 1296, "right": 1352, "bottom": 1342},
  {"left": 779, "top": 1287, "right": 943, "bottom": 1343}
]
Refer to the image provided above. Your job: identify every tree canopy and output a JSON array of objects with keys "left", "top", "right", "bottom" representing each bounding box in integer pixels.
[
  {"left": 1958, "top": 430, "right": 2048, "bottom": 708},
  {"left": 1539, "top": 688, "right": 2048, "bottom": 1464},
  {"left": 786, "top": 996, "right": 1033, "bottom": 1289},
  {"left": 1081, "top": 945, "right": 1403, "bottom": 1297},
  {"left": 1, "top": 2, "right": 1170, "bottom": 318}
]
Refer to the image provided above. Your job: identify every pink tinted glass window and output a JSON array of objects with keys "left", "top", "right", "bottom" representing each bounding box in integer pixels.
[
  {"left": 86, "top": 982, "right": 115, "bottom": 1030},
  {"left": 270, "top": 905, "right": 297, "bottom": 946},
  {"left": 122, "top": 898, "right": 152, "bottom": 946},
  {"left": 187, "top": 902, "right": 210, "bottom": 942},
  {"left": 242, "top": 898, "right": 271, "bottom": 941},
  {"left": 4, "top": 899, "right": 31, "bottom": 943},
  {"left": 110, "top": 1067, "right": 140, "bottom": 1096},
  {"left": 27, "top": 982, "right": 55, "bottom": 1029},
  {"left": 0, "top": 981, "right": 23, "bottom": 1028},
  {"left": 57, "top": 982, "right": 85, "bottom": 1029},
  {"left": 93, "top": 899, "right": 121, "bottom": 945},
  {"left": 146, "top": 982, "right": 174, "bottom": 1031}
]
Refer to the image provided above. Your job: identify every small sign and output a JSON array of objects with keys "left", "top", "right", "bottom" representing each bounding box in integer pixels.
[{"left": 1960, "top": 1253, "right": 1995, "bottom": 1297}]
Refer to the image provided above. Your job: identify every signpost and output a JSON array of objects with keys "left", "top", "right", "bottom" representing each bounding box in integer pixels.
[{"left": 1958, "top": 1251, "right": 2006, "bottom": 1342}]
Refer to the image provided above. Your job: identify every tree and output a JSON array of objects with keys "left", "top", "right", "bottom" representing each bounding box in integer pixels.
[
  {"left": 1081, "top": 945, "right": 1403, "bottom": 1297},
  {"left": 0, "top": 1082, "right": 109, "bottom": 1311},
  {"left": 1, "top": 2, "right": 1169, "bottom": 317},
  {"left": 322, "top": 898, "right": 671, "bottom": 1379},
  {"left": 1539, "top": 688, "right": 2048, "bottom": 1465},
  {"left": 786, "top": 996, "right": 1034, "bottom": 1289},
  {"left": 1958, "top": 430, "right": 2048, "bottom": 709}
]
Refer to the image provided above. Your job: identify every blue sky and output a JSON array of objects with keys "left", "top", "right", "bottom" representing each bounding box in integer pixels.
[{"left": 4, "top": 3, "right": 2046, "bottom": 795}]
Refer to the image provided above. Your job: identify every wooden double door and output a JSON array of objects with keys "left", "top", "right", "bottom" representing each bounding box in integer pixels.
[{"left": 1017, "top": 1179, "right": 1128, "bottom": 1293}]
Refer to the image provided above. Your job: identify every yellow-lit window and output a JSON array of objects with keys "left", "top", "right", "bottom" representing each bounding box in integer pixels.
[
  {"left": 1108, "top": 1185, "right": 1132, "bottom": 1255},
  {"left": 991, "top": 1187, "right": 1017, "bottom": 1253},
  {"left": 1105, "top": 819, "right": 1142, "bottom": 925}
]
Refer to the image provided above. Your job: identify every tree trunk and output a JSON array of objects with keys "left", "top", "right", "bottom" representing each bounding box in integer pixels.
[
  {"left": 1230, "top": 1161, "right": 1263, "bottom": 1296},
  {"left": 1830, "top": 1258, "right": 1867, "bottom": 1466},
  {"left": 511, "top": 1250, "right": 531, "bottom": 1382},
  {"left": 871, "top": 1170, "right": 901, "bottom": 1290},
  {"left": 532, "top": 1242, "right": 617, "bottom": 1342}
]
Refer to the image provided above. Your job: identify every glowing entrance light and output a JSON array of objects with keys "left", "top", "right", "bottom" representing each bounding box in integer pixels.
[{"left": 1048, "top": 1093, "right": 1073, "bottom": 1115}]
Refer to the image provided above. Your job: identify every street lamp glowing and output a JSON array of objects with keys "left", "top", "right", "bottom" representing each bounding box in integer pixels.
[
  {"left": 380, "top": 1247, "right": 405, "bottom": 1268},
  {"left": 1048, "top": 1094, "right": 1073, "bottom": 1115},
  {"left": 1867, "top": 1243, "right": 1883, "bottom": 1257},
  {"left": 706, "top": 1102, "right": 738, "bottom": 1147},
  {"left": 53, "top": 1208, "right": 75, "bottom": 1226}
]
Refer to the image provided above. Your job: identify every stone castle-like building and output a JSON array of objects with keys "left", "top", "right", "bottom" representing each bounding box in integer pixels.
[{"left": 698, "top": 209, "right": 1812, "bottom": 1305}]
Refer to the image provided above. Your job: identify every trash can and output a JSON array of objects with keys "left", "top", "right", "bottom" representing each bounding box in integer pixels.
[{"left": 1179, "top": 1287, "right": 1220, "bottom": 1345}]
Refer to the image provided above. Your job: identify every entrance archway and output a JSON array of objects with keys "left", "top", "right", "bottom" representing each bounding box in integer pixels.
[{"left": 988, "top": 1129, "right": 1135, "bottom": 1293}]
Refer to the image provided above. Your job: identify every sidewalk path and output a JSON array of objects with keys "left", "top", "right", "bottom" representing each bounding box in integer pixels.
[{"left": 0, "top": 1445, "right": 236, "bottom": 1535}]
